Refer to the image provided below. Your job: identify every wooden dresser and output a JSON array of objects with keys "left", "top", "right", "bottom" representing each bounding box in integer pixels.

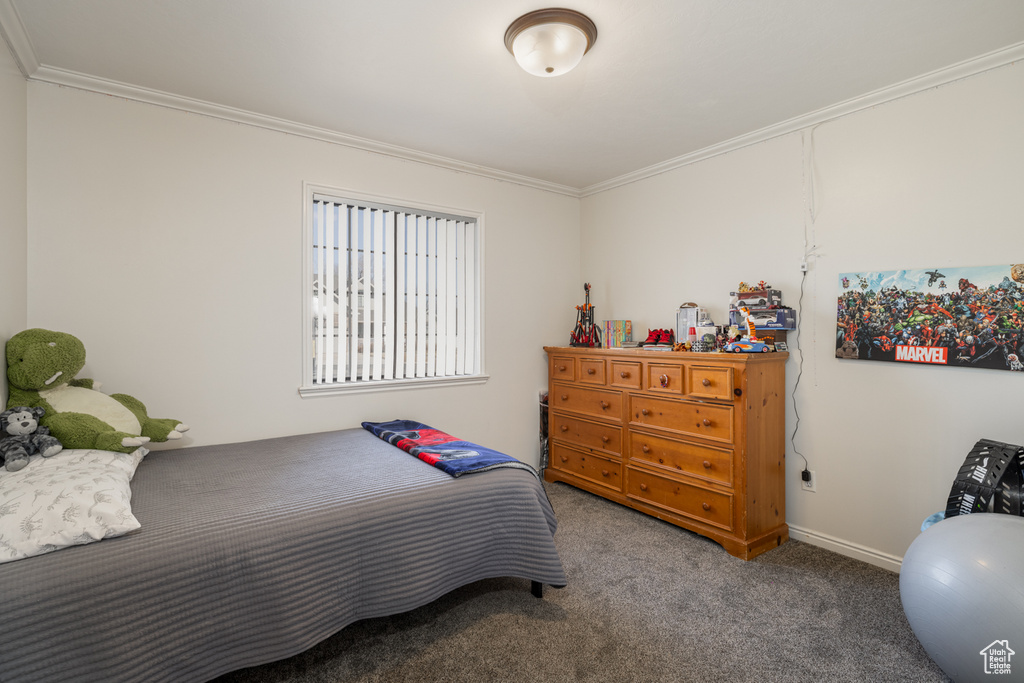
[{"left": 544, "top": 346, "right": 788, "bottom": 560}]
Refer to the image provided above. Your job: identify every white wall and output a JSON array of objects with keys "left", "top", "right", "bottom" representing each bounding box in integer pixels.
[
  {"left": 26, "top": 84, "right": 580, "bottom": 466},
  {"left": 581, "top": 62, "right": 1024, "bottom": 566},
  {"left": 23, "top": 54, "right": 1023, "bottom": 566},
  {"left": 0, "top": 41, "right": 27, "bottom": 407}
]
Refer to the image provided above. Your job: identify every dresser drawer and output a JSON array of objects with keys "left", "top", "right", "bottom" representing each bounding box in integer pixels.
[
  {"left": 551, "top": 414, "right": 622, "bottom": 455},
  {"left": 551, "top": 356, "right": 575, "bottom": 382},
  {"left": 550, "top": 443, "right": 622, "bottom": 491},
  {"left": 627, "top": 466, "right": 733, "bottom": 530},
  {"left": 609, "top": 361, "right": 642, "bottom": 389},
  {"left": 686, "top": 365, "right": 734, "bottom": 401},
  {"left": 646, "top": 362, "right": 684, "bottom": 394},
  {"left": 553, "top": 384, "right": 622, "bottom": 422},
  {"left": 578, "top": 358, "right": 606, "bottom": 385},
  {"left": 629, "top": 431, "right": 733, "bottom": 486},
  {"left": 629, "top": 395, "right": 733, "bottom": 443}
]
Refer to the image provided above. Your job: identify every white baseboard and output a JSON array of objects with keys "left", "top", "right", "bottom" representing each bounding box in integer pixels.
[{"left": 788, "top": 524, "right": 903, "bottom": 573}]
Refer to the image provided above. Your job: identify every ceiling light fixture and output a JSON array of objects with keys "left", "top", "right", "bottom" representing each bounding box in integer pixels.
[{"left": 504, "top": 8, "right": 598, "bottom": 78}]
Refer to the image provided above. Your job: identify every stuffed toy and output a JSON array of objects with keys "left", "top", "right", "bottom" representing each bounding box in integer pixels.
[
  {"left": 6, "top": 328, "right": 189, "bottom": 454},
  {"left": 0, "top": 406, "right": 63, "bottom": 472}
]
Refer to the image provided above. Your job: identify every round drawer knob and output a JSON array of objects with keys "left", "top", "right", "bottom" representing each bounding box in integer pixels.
[
  {"left": 601, "top": 436, "right": 610, "bottom": 443},
  {"left": 641, "top": 408, "right": 650, "bottom": 416},
  {"left": 642, "top": 445, "right": 650, "bottom": 453},
  {"left": 702, "top": 502, "right": 711, "bottom": 511},
  {"left": 560, "top": 456, "right": 569, "bottom": 462},
  {"left": 560, "top": 425, "right": 569, "bottom": 432},
  {"left": 557, "top": 365, "right": 566, "bottom": 371},
  {"left": 702, "top": 378, "right": 711, "bottom": 387},
  {"left": 600, "top": 401, "right": 610, "bottom": 409},
  {"left": 601, "top": 469, "right": 610, "bottom": 477},
  {"left": 561, "top": 395, "right": 568, "bottom": 401},
  {"left": 703, "top": 418, "right": 711, "bottom": 426},
  {"left": 703, "top": 460, "right": 711, "bottom": 469},
  {"left": 660, "top": 374, "right": 669, "bottom": 388},
  {"left": 587, "top": 368, "right": 596, "bottom": 375},
  {"left": 640, "top": 483, "right": 648, "bottom": 491},
  {"left": 620, "top": 371, "right": 629, "bottom": 378}
]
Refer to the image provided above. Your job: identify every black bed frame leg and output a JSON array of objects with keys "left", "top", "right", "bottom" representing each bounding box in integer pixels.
[{"left": 531, "top": 581, "right": 543, "bottom": 599}]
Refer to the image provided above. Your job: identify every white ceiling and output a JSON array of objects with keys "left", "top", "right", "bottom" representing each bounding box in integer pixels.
[{"left": 3, "top": 0, "right": 1024, "bottom": 193}]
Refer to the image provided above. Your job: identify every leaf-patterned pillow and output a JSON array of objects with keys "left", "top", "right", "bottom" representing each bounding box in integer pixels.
[{"left": 0, "top": 448, "right": 147, "bottom": 563}]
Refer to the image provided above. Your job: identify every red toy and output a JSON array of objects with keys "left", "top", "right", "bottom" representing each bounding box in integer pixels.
[{"left": 570, "top": 283, "right": 602, "bottom": 347}]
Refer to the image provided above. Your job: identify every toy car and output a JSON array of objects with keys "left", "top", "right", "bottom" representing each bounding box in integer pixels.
[
  {"left": 725, "top": 339, "right": 773, "bottom": 353},
  {"left": 748, "top": 310, "right": 779, "bottom": 326}
]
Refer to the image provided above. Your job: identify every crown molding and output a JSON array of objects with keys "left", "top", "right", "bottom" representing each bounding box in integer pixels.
[
  {"left": 7, "top": 3, "right": 1022, "bottom": 201},
  {"left": 581, "top": 40, "right": 1024, "bottom": 197},
  {"left": 27, "top": 64, "right": 583, "bottom": 198},
  {"left": 0, "top": 0, "right": 39, "bottom": 76}
]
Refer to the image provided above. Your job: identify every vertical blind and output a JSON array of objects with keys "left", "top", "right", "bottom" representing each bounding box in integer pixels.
[{"left": 311, "top": 196, "right": 477, "bottom": 385}]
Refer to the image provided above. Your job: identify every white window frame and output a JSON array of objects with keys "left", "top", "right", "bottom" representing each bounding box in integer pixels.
[{"left": 300, "top": 183, "right": 487, "bottom": 396}]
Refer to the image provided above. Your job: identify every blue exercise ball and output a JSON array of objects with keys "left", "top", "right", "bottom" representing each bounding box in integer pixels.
[{"left": 900, "top": 514, "right": 1024, "bottom": 682}]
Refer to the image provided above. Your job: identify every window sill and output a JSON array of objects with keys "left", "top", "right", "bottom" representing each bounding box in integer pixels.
[{"left": 299, "top": 373, "right": 489, "bottom": 398}]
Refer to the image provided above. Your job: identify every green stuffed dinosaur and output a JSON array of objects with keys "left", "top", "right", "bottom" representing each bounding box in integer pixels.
[{"left": 6, "top": 328, "right": 189, "bottom": 453}]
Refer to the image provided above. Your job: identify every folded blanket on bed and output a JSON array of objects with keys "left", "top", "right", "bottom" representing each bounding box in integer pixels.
[{"left": 361, "top": 420, "right": 538, "bottom": 478}]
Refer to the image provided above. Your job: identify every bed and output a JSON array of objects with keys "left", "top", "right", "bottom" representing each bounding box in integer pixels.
[{"left": 0, "top": 427, "right": 566, "bottom": 683}]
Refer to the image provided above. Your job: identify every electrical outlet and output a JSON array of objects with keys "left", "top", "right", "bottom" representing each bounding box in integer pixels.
[
  {"left": 800, "top": 259, "right": 808, "bottom": 272},
  {"left": 802, "top": 470, "right": 816, "bottom": 493}
]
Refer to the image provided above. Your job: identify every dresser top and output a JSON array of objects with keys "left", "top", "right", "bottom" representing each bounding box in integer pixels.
[{"left": 544, "top": 346, "right": 789, "bottom": 364}]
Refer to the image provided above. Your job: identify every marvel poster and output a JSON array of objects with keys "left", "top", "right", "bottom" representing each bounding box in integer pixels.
[{"left": 836, "top": 264, "right": 1024, "bottom": 372}]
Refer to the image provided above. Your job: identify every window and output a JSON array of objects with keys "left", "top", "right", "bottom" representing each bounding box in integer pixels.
[{"left": 301, "top": 186, "right": 485, "bottom": 395}]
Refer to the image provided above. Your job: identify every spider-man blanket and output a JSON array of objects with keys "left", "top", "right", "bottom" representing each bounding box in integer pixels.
[{"left": 361, "top": 419, "right": 538, "bottom": 478}]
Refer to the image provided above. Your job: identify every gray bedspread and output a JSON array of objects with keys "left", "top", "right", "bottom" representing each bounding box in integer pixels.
[{"left": 0, "top": 428, "right": 566, "bottom": 683}]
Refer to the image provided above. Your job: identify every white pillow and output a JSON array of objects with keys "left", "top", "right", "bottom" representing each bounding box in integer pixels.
[{"left": 0, "top": 447, "right": 147, "bottom": 564}]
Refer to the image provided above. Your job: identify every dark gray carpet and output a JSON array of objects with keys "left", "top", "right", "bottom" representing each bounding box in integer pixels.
[{"left": 213, "top": 481, "right": 947, "bottom": 682}]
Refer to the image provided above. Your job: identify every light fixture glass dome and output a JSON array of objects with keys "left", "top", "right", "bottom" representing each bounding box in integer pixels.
[
  {"left": 505, "top": 9, "right": 597, "bottom": 78},
  {"left": 512, "top": 22, "right": 588, "bottom": 77}
]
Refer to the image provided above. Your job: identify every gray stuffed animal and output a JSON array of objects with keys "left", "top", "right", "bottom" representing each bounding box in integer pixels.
[{"left": 0, "top": 406, "right": 63, "bottom": 472}]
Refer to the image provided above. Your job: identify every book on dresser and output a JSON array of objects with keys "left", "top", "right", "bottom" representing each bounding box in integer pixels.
[{"left": 543, "top": 346, "right": 789, "bottom": 560}]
